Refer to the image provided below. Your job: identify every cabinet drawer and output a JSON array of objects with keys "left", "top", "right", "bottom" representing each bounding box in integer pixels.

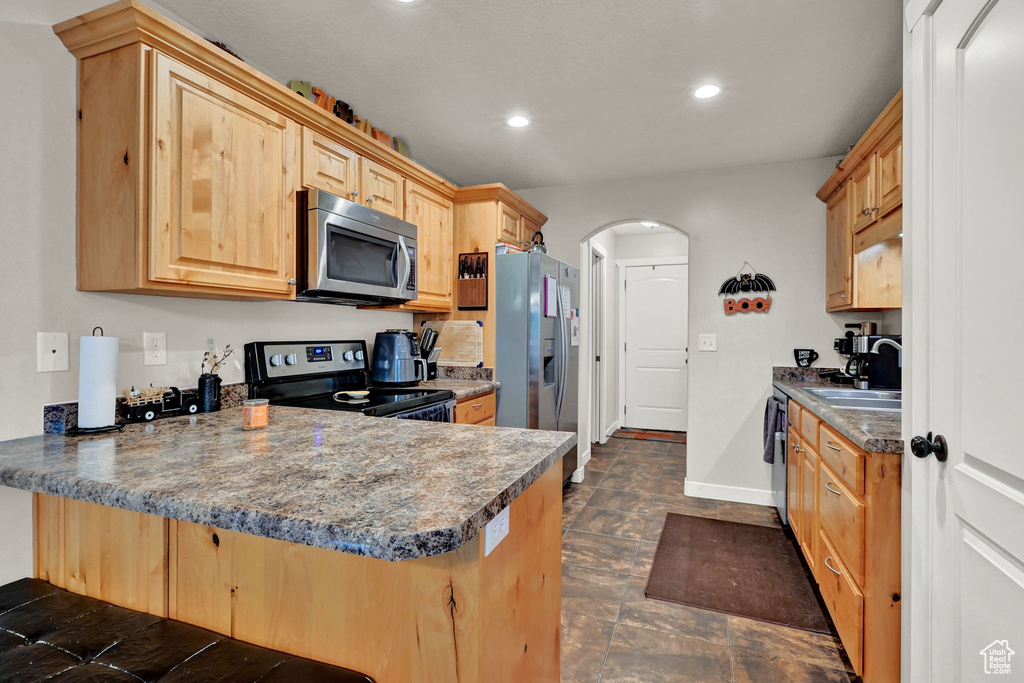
[
  {"left": 819, "top": 425, "right": 866, "bottom": 494},
  {"left": 818, "top": 462, "right": 865, "bottom": 586},
  {"left": 818, "top": 530, "right": 864, "bottom": 673},
  {"left": 799, "top": 408, "right": 820, "bottom": 452},
  {"left": 455, "top": 392, "right": 496, "bottom": 424}
]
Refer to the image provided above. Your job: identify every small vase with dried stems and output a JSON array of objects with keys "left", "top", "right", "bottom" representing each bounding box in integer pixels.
[{"left": 198, "top": 345, "right": 234, "bottom": 413}]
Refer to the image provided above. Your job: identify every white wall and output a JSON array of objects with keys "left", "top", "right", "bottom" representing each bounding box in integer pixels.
[
  {"left": 614, "top": 231, "right": 690, "bottom": 261},
  {"left": 0, "top": 4, "right": 411, "bottom": 584},
  {"left": 520, "top": 158, "right": 881, "bottom": 504}
]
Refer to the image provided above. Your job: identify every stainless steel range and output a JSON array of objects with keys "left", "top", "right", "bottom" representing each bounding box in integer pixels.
[{"left": 244, "top": 340, "right": 456, "bottom": 421}]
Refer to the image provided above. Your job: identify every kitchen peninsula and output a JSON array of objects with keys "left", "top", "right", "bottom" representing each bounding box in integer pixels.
[{"left": 0, "top": 408, "right": 575, "bottom": 682}]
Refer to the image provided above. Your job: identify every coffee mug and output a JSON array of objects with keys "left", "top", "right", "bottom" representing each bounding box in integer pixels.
[{"left": 794, "top": 349, "right": 819, "bottom": 368}]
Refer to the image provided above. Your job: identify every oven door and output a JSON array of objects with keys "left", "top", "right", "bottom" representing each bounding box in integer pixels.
[{"left": 308, "top": 208, "right": 417, "bottom": 303}]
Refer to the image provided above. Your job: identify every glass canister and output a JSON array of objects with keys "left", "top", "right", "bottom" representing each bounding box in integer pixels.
[{"left": 242, "top": 398, "right": 269, "bottom": 430}]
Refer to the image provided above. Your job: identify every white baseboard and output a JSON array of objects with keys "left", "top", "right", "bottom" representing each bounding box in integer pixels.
[
  {"left": 604, "top": 420, "right": 621, "bottom": 438},
  {"left": 683, "top": 480, "right": 775, "bottom": 507},
  {"left": 578, "top": 447, "right": 591, "bottom": 468}
]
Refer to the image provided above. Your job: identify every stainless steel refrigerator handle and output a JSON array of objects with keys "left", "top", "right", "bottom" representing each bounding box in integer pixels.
[
  {"left": 397, "top": 236, "right": 412, "bottom": 293},
  {"left": 555, "top": 286, "right": 568, "bottom": 421}
]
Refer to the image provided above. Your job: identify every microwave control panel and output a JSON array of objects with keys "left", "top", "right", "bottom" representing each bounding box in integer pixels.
[{"left": 407, "top": 247, "right": 417, "bottom": 291}]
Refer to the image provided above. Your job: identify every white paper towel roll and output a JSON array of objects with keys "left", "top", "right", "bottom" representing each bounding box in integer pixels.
[{"left": 78, "top": 335, "right": 119, "bottom": 428}]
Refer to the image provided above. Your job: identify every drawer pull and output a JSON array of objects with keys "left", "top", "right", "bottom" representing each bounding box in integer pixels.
[
  {"left": 825, "top": 441, "right": 841, "bottom": 451},
  {"left": 825, "top": 482, "right": 842, "bottom": 495},
  {"left": 824, "top": 556, "right": 842, "bottom": 576},
  {"left": 471, "top": 403, "right": 484, "bottom": 408}
]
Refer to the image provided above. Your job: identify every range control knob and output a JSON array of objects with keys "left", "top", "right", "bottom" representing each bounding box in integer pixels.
[
  {"left": 285, "top": 353, "right": 298, "bottom": 365},
  {"left": 355, "top": 350, "right": 364, "bottom": 361},
  {"left": 343, "top": 350, "right": 355, "bottom": 362},
  {"left": 269, "top": 354, "right": 285, "bottom": 367}
]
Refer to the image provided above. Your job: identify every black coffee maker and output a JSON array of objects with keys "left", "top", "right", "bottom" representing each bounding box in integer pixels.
[{"left": 833, "top": 323, "right": 902, "bottom": 390}]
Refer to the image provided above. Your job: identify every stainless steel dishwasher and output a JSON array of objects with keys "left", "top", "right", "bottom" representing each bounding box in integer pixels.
[{"left": 770, "top": 387, "right": 789, "bottom": 525}]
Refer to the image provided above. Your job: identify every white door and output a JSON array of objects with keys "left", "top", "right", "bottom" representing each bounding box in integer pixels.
[
  {"left": 623, "top": 264, "right": 687, "bottom": 431},
  {"left": 909, "top": 0, "right": 1024, "bottom": 679},
  {"left": 591, "top": 247, "right": 605, "bottom": 444}
]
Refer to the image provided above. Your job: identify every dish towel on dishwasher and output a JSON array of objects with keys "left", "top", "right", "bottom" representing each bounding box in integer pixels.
[{"left": 762, "top": 398, "right": 787, "bottom": 463}]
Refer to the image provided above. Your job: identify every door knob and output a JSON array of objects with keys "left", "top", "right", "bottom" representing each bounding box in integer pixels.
[{"left": 910, "top": 432, "right": 948, "bottom": 462}]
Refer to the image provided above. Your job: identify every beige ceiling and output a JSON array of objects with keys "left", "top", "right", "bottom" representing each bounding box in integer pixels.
[{"left": 153, "top": 0, "right": 903, "bottom": 191}]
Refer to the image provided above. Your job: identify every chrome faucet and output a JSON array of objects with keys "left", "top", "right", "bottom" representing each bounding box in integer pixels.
[{"left": 870, "top": 338, "right": 903, "bottom": 367}]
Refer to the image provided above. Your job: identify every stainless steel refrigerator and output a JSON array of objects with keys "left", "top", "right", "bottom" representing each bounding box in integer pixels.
[{"left": 495, "top": 251, "right": 580, "bottom": 483}]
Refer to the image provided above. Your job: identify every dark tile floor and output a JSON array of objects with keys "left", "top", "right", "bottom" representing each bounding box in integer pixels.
[{"left": 560, "top": 437, "right": 859, "bottom": 683}]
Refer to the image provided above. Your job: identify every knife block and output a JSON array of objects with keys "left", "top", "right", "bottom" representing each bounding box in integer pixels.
[{"left": 457, "top": 252, "right": 488, "bottom": 310}]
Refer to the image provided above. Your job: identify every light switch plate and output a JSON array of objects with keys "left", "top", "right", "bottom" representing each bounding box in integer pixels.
[
  {"left": 143, "top": 332, "right": 167, "bottom": 366},
  {"left": 698, "top": 334, "right": 718, "bottom": 352},
  {"left": 37, "top": 332, "right": 70, "bottom": 372},
  {"left": 484, "top": 505, "right": 510, "bottom": 557}
]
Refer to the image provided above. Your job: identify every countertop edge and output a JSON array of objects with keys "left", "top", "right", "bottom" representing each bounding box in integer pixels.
[
  {"left": 0, "top": 427, "right": 575, "bottom": 562},
  {"left": 773, "top": 380, "right": 904, "bottom": 454}
]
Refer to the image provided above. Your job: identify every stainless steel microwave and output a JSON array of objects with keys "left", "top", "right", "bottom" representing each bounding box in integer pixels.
[{"left": 297, "top": 189, "right": 417, "bottom": 305}]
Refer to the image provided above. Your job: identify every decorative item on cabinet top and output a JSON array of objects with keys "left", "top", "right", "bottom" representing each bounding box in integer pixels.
[
  {"left": 718, "top": 262, "right": 776, "bottom": 315},
  {"left": 288, "top": 79, "right": 410, "bottom": 157}
]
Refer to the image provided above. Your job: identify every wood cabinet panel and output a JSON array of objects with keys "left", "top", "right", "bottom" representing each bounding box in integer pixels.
[
  {"left": 455, "top": 392, "right": 497, "bottom": 424},
  {"left": 799, "top": 446, "right": 819, "bottom": 575},
  {"left": 826, "top": 183, "right": 854, "bottom": 310},
  {"left": 877, "top": 125, "right": 903, "bottom": 216},
  {"left": 799, "top": 409, "right": 820, "bottom": 453},
  {"left": 302, "top": 128, "right": 359, "bottom": 200},
  {"left": 787, "top": 428, "right": 802, "bottom": 541},
  {"left": 499, "top": 203, "right": 521, "bottom": 244},
  {"left": 34, "top": 494, "right": 168, "bottom": 617},
  {"left": 404, "top": 181, "right": 453, "bottom": 311},
  {"left": 360, "top": 159, "right": 404, "bottom": 218},
  {"left": 818, "top": 530, "right": 864, "bottom": 672},
  {"left": 150, "top": 52, "right": 297, "bottom": 295},
  {"left": 818, "top": 462, "right": 866, "bottom": 586},
  {"left": 819, "top": 424, "right": 866, "bottom": 494},
  {"left": 850, "top": 155, "right": 878, "bottom": 233},
  {"left": 521, "top": 216, "right": 541, "bottom": 248}
]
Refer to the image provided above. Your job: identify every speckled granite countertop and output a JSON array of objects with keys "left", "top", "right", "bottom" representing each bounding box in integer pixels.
[
  {"left": 0, "top": 407, "right": 573, "bottom": 561},
  {"left": 772, "top": 371, "right": 903, "bottom": 454},
  {"left": 414, "top": 379, "right": 499, "bottom": 401}
]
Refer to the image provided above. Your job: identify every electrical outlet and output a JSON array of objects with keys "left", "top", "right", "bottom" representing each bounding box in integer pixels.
[
  {"left": 37, "top": 333, "right": 69, "bottom": 372},
  {"left": 483, "top": 506, "right": 510, "bottom": 557},
  {"left": 143, "top": 332, "right": 167, "bottom": 366},
  {"left": 698, "top": 334, "right": 718, "bottom": 352}
]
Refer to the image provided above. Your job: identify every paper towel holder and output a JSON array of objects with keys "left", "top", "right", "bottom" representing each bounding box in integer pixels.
[{"left": 66, "top": 326, "right": 126, "bottom": 437}]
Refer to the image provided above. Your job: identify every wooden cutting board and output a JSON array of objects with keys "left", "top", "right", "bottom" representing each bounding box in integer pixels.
[{"left": 421, "top": 321, "right": 483, "bottom": 367}]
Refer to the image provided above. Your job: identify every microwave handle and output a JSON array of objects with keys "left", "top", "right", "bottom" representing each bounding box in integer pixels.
[{"left": 397, "top": 236, "right": 412, "bottom": 292}]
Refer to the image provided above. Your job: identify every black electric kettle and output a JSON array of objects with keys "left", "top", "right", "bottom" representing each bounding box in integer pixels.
[{"left": 370, "top": 330, "right": 426, "bottom": 387}]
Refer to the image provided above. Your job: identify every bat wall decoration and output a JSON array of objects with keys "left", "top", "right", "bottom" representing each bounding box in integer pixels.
[{"left": 719, "top": 263, "right": 776, "bottom": 315}]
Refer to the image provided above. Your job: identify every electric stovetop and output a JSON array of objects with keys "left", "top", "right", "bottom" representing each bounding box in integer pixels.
[{"left": 243, "top": 340, "right": 453, "bottom": 419}]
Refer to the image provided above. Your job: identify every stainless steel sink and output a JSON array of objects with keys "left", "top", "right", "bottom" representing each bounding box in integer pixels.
[
  {"left": 825, "top": 397, "right": 902, "bottom": 411},
  {"left": 807, "top": 388, "right": 902, "bottom": 400}
]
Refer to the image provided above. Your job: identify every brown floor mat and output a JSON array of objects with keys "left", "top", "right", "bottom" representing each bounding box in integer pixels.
[
  {"left": 645, "top": 513, "right": 830, "bottom": 633},
  {"left": 613, "top": 429, "right": 686, "bottom": 443}
]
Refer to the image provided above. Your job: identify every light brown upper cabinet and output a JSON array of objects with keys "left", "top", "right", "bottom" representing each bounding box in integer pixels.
[
  {"left": 826, "top": 182, "right": 854, "bottom": 310},
  {"left": 302, "top": 129, "right": 360, "bottom": 201},
  {"left": 403, "top": 182, "right": 453, "bottom": 311},
  {"left": 499, "top": 203, "right": 522, "bottom": 245},
  {"left": 361, "top": 160, "right": 405, "bottom": 218},
  {"left": 56, "top": 1, "right": 456, "bottom": 303},
  {"left": 150, "top": 52, "right": 299, "bottom": 296},
  {"left": 522, "top": 216, "right": 542, "bottom": 249},
  {"left": 817, "top": 91, "right": 903, "bottom": 312}
]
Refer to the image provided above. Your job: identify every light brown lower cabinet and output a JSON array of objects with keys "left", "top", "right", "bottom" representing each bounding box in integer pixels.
[
  {"left": 787, "top": 399, "right": 901, "bottom": 682},
  {"left": 33, "top": 461, "right": 562, "bottom": 682},
  {"left": 455, "top": 391, "right": 497, "bottom": 425}
]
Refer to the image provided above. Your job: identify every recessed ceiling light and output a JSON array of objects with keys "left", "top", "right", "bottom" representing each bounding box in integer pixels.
[
  {"left": 694, "top": 84, "right": 721, "bottom": 99},
  {"left": 641, "top": 221, "right": 659, "bottom": 228},
  {"left": 397, "top": 0, "right": 416, "bottom": 3},
  {"left": 507, "top": 116, "right": 530, "bottom": 128}
]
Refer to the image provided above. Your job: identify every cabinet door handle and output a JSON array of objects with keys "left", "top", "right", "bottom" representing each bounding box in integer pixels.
[
  {"left": 840, "top": 294, "right": 847, "bottom": 299},
  {"left": 825, "top": 481, "right": 842, "bottom": 495},
  {"left": 824, "top": 556, "right": 842, "bottom": 576},
  {"left": 862, "top": 208, "right": 871, "bottom": 216},
  {"left": 287, "top": 278, "right": 297, "bottom": 285},
  {"left": 351, "top": 190, "right": 359, "bottom": 198},
  {"left": 472, "top": 403, "right": 484, "bottom": 408},
  {"left": 366, "top": 196, "right": 375, "bottom": 203},
  {"left": 825, "top": 441, "right": 841, "bottom": 451}
]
